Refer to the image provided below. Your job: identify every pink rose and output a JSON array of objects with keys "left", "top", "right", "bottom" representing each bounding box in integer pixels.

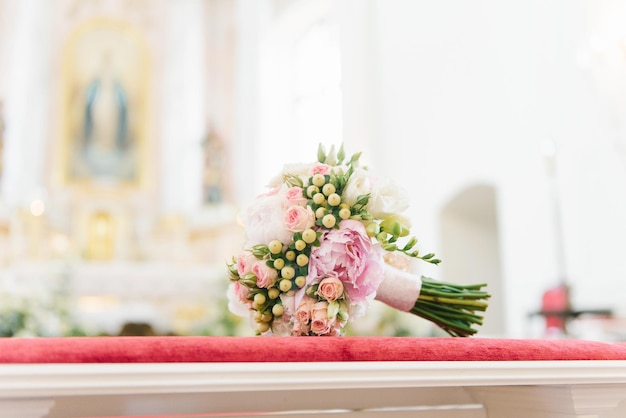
[
  {"left": 317, "top": 276, "right": 344, "bottom": 301},
  {"left": 252, "top": 261, "right": 278, "bottom": 288},
  {"left": 295, "top": 297, "right": 315, "bottom": 324},
  {"left": 283, "top": 205, "right": 315, "bottom": 232},
  {"left": 311, "top": 301, "right": 329, "bottom": 321},
  {"left": 284, "top": 187, "right": 307, "bottom": 207},
  {"left": 308, "top": 220, "right": 385, "bottom": 303},
  {"left": 233, "top": 281, "right": 250, "bottom": 303},
  {"left": 310, "top": 317, "right": 333, "bottom": 335},
  {"left": 237, "top": 251, "right": 257, "bottom": 277},
  {"left": 310, "top": 302, "right": 341, "bottom": 336},
  {"left": 309, "top": 163, "right": 332, "bottom": 176},
  {"left": 292, "top": 320, "right": 310, "bottom": 336}
]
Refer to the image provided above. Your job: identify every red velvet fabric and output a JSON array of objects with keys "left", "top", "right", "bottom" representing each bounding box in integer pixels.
[{"left": 1, "top": 337, "right": 626, "bottom": 363}]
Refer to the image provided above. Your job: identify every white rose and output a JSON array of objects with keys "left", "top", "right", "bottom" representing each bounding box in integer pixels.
[
  {"left": 368, "top": 176, "right": 410, "bottom": 218},
  {"left": 241, "top": 192, "right": 293, "bottom": 246},
  {"left": 342, "top": 168, "right": 373, "bottom": 207}
]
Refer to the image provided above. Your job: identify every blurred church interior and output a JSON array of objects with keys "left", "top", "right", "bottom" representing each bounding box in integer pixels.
[{"left": 0, "top": 0, "right": 625, "bottom": 340}]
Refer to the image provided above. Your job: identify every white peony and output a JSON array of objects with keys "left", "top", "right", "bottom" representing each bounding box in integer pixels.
[{"left": 241, "top": 190, "right": 293, "bottom": 246}]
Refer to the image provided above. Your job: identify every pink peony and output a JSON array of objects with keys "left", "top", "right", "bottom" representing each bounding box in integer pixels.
[
  {"left": 283, "top": 205, "right": 315, "bottom": 233},
  {"left": 308, "top": 220, "right": 385, "bottom": 303},
  {"left": 252, "top": 261, "right": 278, "bottom": 288}
]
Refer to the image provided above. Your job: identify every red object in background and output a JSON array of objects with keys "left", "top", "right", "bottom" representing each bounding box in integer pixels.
[{"left": 542, "top": 283, "right": 571, "bottom": 333}]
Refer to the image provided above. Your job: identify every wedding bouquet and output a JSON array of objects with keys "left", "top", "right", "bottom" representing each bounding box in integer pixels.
[{"left": 227, "top": 145, "right": 490, "bottom": 337}]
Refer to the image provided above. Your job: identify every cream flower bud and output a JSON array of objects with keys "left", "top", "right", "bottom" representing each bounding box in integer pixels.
[
  {"left": 296, "top": 254, "right": 309, "bottom": 266},
  {"left": 253, "top": 293, "right": 266, "bottom": 305},
  {"left": 268, "top": 240, "right": 283, "bottom": 255},
  {"left": 273, "top": 258, "right": 285, "bottom": 270},
  {"left": 322, "top": 214, "right": 336, "bottom": 228},
  {"left": 295, "top": 276, "right": 306, "bottom": 288},
  {"left": 257, "top": 322, "right": 270, "bottom": 333},
  {"left": 279, "top": 279, "right": 292, "bottom": 292},
  {"left": 272, "top": 304, "right": 284, "bottom": 317},
  {"left": 302, "top": 228, "right": 316, "bottom": 243},
  {"left": 307, "top": 185, "right": 319, "bottom": 198},
  {"left": 327, "top": 193, "right": 341, "bottom": 207},
  {"left": 313, "top": 193, "right": 326, "bottom": 205},
  {"left": 322, "top": 183, "right": 336, "bottom": 196},
  {"left": 281, "top": 265, "right": 295, "bottom": 280},
  {"left": 312, "top": 174, "right": 325, "bottom": 187}
]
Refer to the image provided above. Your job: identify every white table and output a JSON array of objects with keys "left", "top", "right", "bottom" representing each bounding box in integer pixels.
[{"left": 2, "top": 360, "right": 626, "bottom": 417}]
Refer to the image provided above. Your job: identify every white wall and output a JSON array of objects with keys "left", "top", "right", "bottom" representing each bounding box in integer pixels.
[{"left": 368, "top": 0, "right": 626, "bottom": 337}]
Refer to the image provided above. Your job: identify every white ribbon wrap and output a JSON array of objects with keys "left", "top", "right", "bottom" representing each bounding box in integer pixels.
[{"left": 374, "top": 264, "right": 422, "bottom": 312}]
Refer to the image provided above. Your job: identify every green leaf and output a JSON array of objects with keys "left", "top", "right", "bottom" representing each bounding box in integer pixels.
[
  {"left": 353, "top": 193, "right": 370, "bottom": 209},
  {"left": 337, "top": 143, "right": 345, "bottom": 164},
  {"left": 283, "top": 173, "right": 303, "bottom": 188},
  {"left": 251, "top": 244, "right": 270, "bottom": 258},
  {"left": 326, "top": 145, "right": 337, "bottom": 165},
  {"left": 402, "top": 237, "right": 417, "bottom": 251},
  {"left": 317, "top": 143, "right": 327, "bottom": 163},
  {"left": 349, "top": 151, "right": 362, "bottom": 165}
]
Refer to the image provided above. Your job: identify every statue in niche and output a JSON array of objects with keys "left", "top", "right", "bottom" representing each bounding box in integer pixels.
[
  {"left": 74, "top": 50, "right": 137, "bottom": 183},
  {"left": 202, "top": 127, "right": 225, "bottom": 204}
]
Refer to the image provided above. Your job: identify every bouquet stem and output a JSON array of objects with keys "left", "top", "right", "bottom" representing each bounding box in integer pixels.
[{"left": 411, "top": 277, "right": 490, "bottom": 337}]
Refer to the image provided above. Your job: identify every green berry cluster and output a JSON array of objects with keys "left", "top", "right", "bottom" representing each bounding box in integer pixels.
[
  {"left": 243, "top": 229, "right": 321, "bottom": 334},
  {"left": 305, "top": 172, "right": 352, "bottom": 230}
]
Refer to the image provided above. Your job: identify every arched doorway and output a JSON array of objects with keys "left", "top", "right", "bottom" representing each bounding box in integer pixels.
[{"left": 440, "top": 184, "right": 505, "bottom": 336}]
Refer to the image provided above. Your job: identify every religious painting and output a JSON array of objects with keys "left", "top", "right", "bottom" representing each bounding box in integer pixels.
[{"left": 61, "top": 18, "right": 150, "bottom": 187}]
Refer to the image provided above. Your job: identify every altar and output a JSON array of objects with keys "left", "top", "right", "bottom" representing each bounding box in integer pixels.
[{"left": 1, "top": 336, "right": 626, "bottom": 418}]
